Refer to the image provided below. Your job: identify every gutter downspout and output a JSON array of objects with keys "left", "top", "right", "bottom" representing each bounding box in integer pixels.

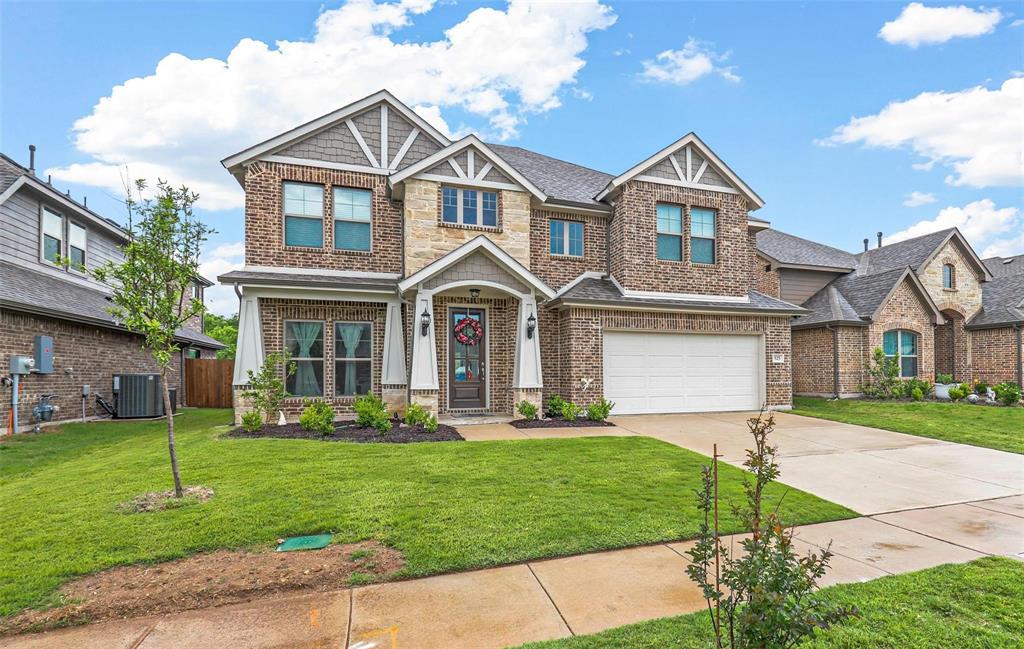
[
  {"left": 826, "top": 324, "right": 840, "bottom": 400},
  {"left": 1017, "top": 324, "right": 1023, "bottom": 387}
]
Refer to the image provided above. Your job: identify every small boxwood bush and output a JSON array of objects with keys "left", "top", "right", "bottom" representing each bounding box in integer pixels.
[
  {"left": 586, "top": 397, "right": 615, "bottom": 421},
  {"left": 948, "top": 386, "right": 966, "bottom": 401},
  {"left": 546, "top": 394, "right": 567, "bottom": 418},
  {"left": 241, "top": 410, "right": 263, "bottom": 432},
  {"left": 993, "top": 382, "right": 1022, "bottom": 406},
  {"left": 424, "top": 415, "right": 439, "bottom": 433},
  {"left": 911, "top": 387, "right": 924, "bottom": 401},
  {"left": 354, "top": 393, "right": 392, "bottom": 434},
  {"left": 404, "top": 402, "right": 431, "bottom": 426},
  {"left": 560, "top": 401, "right": 583, "bottom": 421},
  {"left": 516, "top": 399, "right": 539, "bottom": 420},
  {"left": 974, "top": 381, "right": 990, "bottom": 395},
  {"left": 299, "top": 398, "right": 334, "bottom": 435}
]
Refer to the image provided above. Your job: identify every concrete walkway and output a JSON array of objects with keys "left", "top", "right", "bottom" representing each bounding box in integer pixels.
[{"left": 6, "top": 413, "right": 1022, "bottom": 649}]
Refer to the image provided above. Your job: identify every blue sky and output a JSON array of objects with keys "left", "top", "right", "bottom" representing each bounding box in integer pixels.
[{"left": 3, "top": 0, "right": 1022, "bottom": 314}]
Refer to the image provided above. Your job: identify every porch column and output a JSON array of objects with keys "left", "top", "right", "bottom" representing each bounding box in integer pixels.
[
  {"left": 232, "top": 292, "right": 264, "bottom": 385},
  {"left": 513, "top": 292, "right": 543, "bottom": 389},
  {"left": 380, "top": 298, "right": 407, "bottom": 385},
  {"left": 409, "top": 289, "right": 439, "bottom": 390}
]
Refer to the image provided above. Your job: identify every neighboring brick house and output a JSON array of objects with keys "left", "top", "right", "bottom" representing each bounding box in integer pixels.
[
  {"left": 755, "top": 227, "right": 1023, "bottom": 396},
  {"left": 0, "top": 151, "right": 223, "bottom": 433},
  {"left": 219, "top": 90, "right": 804, "bottom": 422}
]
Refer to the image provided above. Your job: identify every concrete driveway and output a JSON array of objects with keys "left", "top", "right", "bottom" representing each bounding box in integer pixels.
[{"left": 611, "top": 411, "right": 1024, "bottom": 515}]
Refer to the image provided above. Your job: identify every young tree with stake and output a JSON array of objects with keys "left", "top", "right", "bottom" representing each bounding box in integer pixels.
[{"left": 93, "top": 180, "right": 214, "bottom": 498}]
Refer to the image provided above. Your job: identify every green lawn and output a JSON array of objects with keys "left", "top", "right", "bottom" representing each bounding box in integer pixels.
[
  {"left": 792, "top": 397, "right": 1024, "bottom": 454},
  {"left": 0, "top": 409, "right": 855, "bottom": 619},
  {"left": 516, "top": 557, "right": 1024, "bottom": 649}
]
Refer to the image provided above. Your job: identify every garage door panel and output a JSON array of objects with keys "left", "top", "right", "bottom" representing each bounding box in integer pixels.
[{"left": 603, "top": 332, "right": 761, "bottom": 414}]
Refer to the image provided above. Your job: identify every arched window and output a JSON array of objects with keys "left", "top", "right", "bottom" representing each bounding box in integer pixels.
[
  {"left": 942, "top": 264, "right": 955, "bottom": 289},
  {"left": 883, "top": 329, "right": 919, "bottom": 378}
]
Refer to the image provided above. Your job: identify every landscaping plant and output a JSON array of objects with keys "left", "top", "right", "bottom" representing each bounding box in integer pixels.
[
  {"left": 354, "top": 393, "right": 393, "bottom": 434},
  {"left": 911, "top": 387, "right": 924, "bottom": 401},
  {"left": 560, "top": 401, "right": 584, "bottom": 421},
  {"left": 974, "top": 381, "right": 990, "bottom": 395},
  {"left": 686, "top": 409, "right": 857, "bottom": 648},
  {"left": 948, "top": 386, "right": 966, "bottom": 401},
  {"left": 993, "top": 382, "right": 1022, "bottom": 406},
  {"left": 861, "top": 347, "right": 900, "bottom": 399},
  {"left": 299, "top": 399, "right": 335, "bottom": 435},
  {"left": 424, "top": 415, "right": 440, "bottom": 433},
  {"left": 516, "top": 399, "right": 539, "bottom": 421},
  {"left": 546, "top": 394, "right": 567, "bottom": 418},
  {"left": 586, "top": 397, "right": 615, "bottom": 422},
  {"left": 240, "top": 411, "right": 263, "bottom": 433},
  {"left": 935, "top": 373, "right": 954, "bottom": 384},
  {"left": 91, "top": 180, "right": 213, "bottom": 498},
  {"left": 404, "top": 402, "right": 431, "bottom": 426},
  {"left": 243, "top": 351, "right": 297, "bottom": 426}
]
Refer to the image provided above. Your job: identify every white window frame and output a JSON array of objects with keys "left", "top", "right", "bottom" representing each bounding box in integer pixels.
[
  {"left": 549, "top": 219, "right": 585, "bottom": 257},
  {"left": 332, "top": 186, "right": 373, "bottom": 252},
  {"left": 40, "top": 206, "right": 64, "bottom": 267},
  {"left": 282, "top": 181, "right": 324, "bottom": 248},
  {"left": 884, "top": 329, "right": 919, "bottom": 379},
  {"left": 441, "top": 185, "right": 498, "bottom": 228},
  {"left": 67, "top": 221, "right": 88, "bottom": 274},
  {"left": 655, "top": 203, "right": 684, "bottom": 262},
  {"left": 334, "top": 321, "right": 374, "bottom": 398},
  {"left": 690, "top": 207, "right": 717, "bottom": 265},
  {"left": 284, "top": 319, "right": 326, "bottom": 398}
]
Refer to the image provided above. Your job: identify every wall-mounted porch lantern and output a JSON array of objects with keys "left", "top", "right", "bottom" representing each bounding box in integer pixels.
[
  {"left": 420, "top": 308, "right": 431, "bottom": 336},
  {"left": 526, "top": 312, "right": 537, "bottom": 339}
]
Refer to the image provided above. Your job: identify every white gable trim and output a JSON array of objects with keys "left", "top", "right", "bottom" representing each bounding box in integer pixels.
[
  {"left": 595, "top": 133, "right": 764, "bottom": 209},
  {"left": 347, "top": 119, "right": 380, "bottom": 168},
  {"left": 389, "top": 135, "right": 547, "bottom": 202},
  {"left": 390, "top": 128, "right": 420, "bottom": 168},
  {"left": 635, "top": 175, "right": 740, "bottom": 195},
  {"left": 398, "top": 235, "right": 555, "bottom": 298},
  {"left": 917, "top": 229, "right": 993, "bottom": 281},
  {"left": 221, "top": 89, "right": 451, "bottom": 172},
  {"left": 261, "top": 155, "right": 390, "bottom": 176}
]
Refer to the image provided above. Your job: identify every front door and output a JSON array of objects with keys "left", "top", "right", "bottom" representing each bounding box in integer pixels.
[{"left": 449, "top": 307, "right": 486, "bottom": 409}]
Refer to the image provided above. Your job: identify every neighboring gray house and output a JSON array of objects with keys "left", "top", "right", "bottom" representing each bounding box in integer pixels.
[{"left": 0, "top": 149, "right": 222, "bottom": 432}]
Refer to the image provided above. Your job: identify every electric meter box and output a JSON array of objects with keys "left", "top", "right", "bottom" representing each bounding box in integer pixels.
[{"left": 34, "top": 335, "right": 54, "bottom": 374}]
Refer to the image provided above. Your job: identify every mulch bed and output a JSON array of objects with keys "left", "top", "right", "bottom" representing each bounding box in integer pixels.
[
  {"left": 227, "top": 420, "right": 464, "bottom": 443},
  {"left": 0, "top": 541, "right": 404, "bottom": 636},
  {"left": 510, "top": 417, "right": 615, "bottom": 429}
]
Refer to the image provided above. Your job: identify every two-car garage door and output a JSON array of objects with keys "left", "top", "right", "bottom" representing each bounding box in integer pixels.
[{"left": 603, "top": 331, "right": 762, "bottom": 414}]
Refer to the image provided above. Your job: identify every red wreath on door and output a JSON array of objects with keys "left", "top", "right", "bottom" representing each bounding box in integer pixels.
[{"left": 454, "top": 317, "right": 484, "bottom": 346}]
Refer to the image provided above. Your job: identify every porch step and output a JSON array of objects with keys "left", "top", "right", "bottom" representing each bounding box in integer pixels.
[{"left": 439, "top": 412, "right": 514, "bottom": 426}]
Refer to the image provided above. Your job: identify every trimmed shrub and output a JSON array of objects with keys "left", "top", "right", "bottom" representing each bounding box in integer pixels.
[
  {"left": 911, "top": 387, "right": 924, "bottom": 401},
  {"left": 935, "top": 373, "right": 953, "bottom": 385},
  {"left": 299, "top": 399, "right": 334, "bottom": 435},
  {"left": 424, "top": 415, "right": 439, "bottom": 433},
  {"left": 404, "top": 403, "right": 431, "bottom": 426},
  {"left": 546, "top": 394, "right": 567, "bottom": 418},
  {"left": 948, "top": 387, "right": 966, "bottom": 401},
  {"left": 586, "top": 398, "right": 615, "bottom": 422},
  {"left": 516, "top": 399, "right": 539, "bottom": 421},
  {"left": 560, "top": 401, "right": 583, "bottom": 421},
  {"left": 974, "top": 381, "right": 990, "bottom": 395},
  {"left": 905, "top": 378, "right": 932, "bottom": 399},
  {"left": 354, "top": 393, "right": 392, "bottom": 434},
  {"left": 241, "top": 411, "right": 262, "bottom": 432},
  {"left": 993, "top": 382, "right": 1022, "bottom": 406}
]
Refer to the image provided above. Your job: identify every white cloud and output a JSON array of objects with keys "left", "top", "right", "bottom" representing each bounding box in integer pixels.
[
  {"left": 46, "top": 0, "right": 616, "bottom": 211},
  {"left": 884, "top": 199, "right": 1021, "bottom": 257},
  {"left": 820, "top": 77, "right": 1024, "bottom": 188},
  {"left": 1011, "top": 18, "right": 1024, "bottom": 28},
  {"left": 640, "top": 38, "right": 739, "bottom": 86},
  {"left": 199, "top": 241, "right": 245, "bottom": 315},
  {"left": 902, "top": 191, "right": 936, "bottom": 207},
  {"left": 879, "top": 3, "right": 1002, "bottom": 47}
]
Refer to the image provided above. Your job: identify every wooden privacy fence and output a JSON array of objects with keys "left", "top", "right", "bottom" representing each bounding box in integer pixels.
[{"left": 185, "top": 358, "right": 234, "bottom": 408}]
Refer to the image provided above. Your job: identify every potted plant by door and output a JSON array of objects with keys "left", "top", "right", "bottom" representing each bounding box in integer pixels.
[{"left": 934, "top": 374, "right": 956, "bottom": 400}]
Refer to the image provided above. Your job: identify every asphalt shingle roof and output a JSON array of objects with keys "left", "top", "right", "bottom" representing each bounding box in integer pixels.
[
  {"left": 794, "top": 267, "right": 915, "bottom": 328},
  {"left": 487, "top": 144, "right": 614, "bottom": 207},
  {"left": 553, "top": 276, "right": 805, "bottom": 314},
  {"left": 968, "top": 274, "right": 1024, "bottom": 329},
  {"left": 854, "top": 228, "right": 954, "bottom": 275},
  {"left": 983, "top": 254, "right": 1024, "bottom": 278},
  {"left": 792, "top": 285, "right": 864, "bottom": 328},
  {"left": 1, "top": 261, "right": 224, "bottom": 348},
  {"left": 755, "top": 229, "right": 857, "bottom": 270},
  {"left": 0, "top": 153, "right": 27, "bottom": 194}
]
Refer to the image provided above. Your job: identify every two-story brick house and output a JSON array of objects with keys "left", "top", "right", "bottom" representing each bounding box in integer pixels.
[
  {"left": 219, "top": 90, "right": 804, "bottom": 421},
  {"left": 0, "top": 150, "right": 223, "bottom": 433}
]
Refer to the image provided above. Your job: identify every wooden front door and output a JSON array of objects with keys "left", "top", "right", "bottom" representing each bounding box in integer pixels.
[{"left": 449, "top": 307, "right": 487, "bottom": 409}]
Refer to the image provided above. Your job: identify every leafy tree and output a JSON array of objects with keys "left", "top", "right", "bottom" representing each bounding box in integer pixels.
[
  {"left": 93, "top": 180, "right": 214, "bottom": 498},
  {"left": 242, "top": 351, "right": 296, "bottom": 425},
  {"left": 204, "top": 312, "right": 238, "bottom": 359}
]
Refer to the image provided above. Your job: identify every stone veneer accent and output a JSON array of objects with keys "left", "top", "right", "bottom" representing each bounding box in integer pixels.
[
  {"left": 529, "top": 209, "right": 607, "bottom": 290},
  {"left": 919, "top": 239, "right": 983, "bottom": 318},
  {"left": 546, "top": 308, "right": 792, "bottom": 409},
  {"left": 243, "top": 161, "right": 403, "bottom": 273},
  {"left": 609, "top": 180, "right": 752, "bottom": 297},
  {"left": 403, "top": 178, "right": 531, "bottom": 274},
  {"left": 970, "top": 326, "right": 1023, "bottom": 385}
]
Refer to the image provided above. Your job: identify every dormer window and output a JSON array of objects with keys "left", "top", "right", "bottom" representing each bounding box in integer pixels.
[
  {"left": 41, "top": 207, "right": 63, "bottom": 265},
  {"left": 441, "top": 186, "right": 498, "bottom": 228},
  {"left": 942, "top": 264, "right": 955, "bottom": 289}
]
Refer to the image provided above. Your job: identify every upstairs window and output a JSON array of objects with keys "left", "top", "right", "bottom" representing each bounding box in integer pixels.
[
  {"left": 283, "top": 182, "right": 323, "bottom": 248},
  {"left": 41, "top": 207, "right": 63, "bottom": 264},
  {"left": 942, "top": 264, "right": 955, "bottom": 289},
  {"left": 549, "top": 219, "right": 584, "bottom": 257},
  {"left": 441, "top": 186, "right": 498, "bottom": 227},
  {"left": 333, "top": 187, "right": 372, "bottom": 251},
  {"left": 68, "top": 222, "right": 87, "bottom": 271},
  {"left": 690, "top": 208, "right": 716, "bottom": 264},
  {"left": 285, "top": 320, "right": 324, "bottom": 397},
  {"left": 656, "top": 203, "right": 683, "bottom": 261},
  {"left": 883, "top": 329, "right": 919, "bottom": 378}
]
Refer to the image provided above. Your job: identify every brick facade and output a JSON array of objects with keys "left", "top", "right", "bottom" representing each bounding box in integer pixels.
[
  {"left": 529, "top": 210, "right": 607, "bottom": 290},
  {"left": 867, "top": 278, "right": 935, "bottom": 383},
  {"left": 752, "top": 250, "right": 781, "bottom": 299},
  {"left": 244, "top": 161, "right": 404, "bottom": 273},
  {"left": 609, "top": 180, "right": 752, "bottom": 297},
  {"left": 971, "top": 327, "right": 1023, "bottom": 385},
  {"left": 0, "top": 310, "right": 182, "bottom": 433}
]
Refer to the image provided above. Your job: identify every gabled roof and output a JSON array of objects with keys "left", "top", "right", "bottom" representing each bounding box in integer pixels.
[
  {"left": 967, "top": 274, "right": 1024, "bottom": 330},
  {"left": 220, "top": 89, "right": 451, "bottom": 175},
  {"left": 487, "top": 144, "right": 613, "bottom": 209},
  {"left": 983, "top": 254, "right": 1024, "bottom": 278},
  {"left": 791, "top": 285, "right": 864, "bottom": 329},
  {"left": 389, "top": 135, "right": 547, "bottom": 202},
  {"left": 795, "top": 266, "right": 943, "bottom": 329},
  {"left": 398, "top": 235, "right": 554, "bottom": 298},
  {"left": 856, "top": 228, "right": 991, "bottom": 280},
  {"left": 756, "top": 229, "right": 857, "bottom": 271},
  {"left": 594, "top": 133, "right": 764, "bottom": 209}
]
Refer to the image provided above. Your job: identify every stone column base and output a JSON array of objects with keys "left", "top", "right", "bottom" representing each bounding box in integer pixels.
[
  {"left": 513, "top": 388, "right": 543, "bottom": 418},
  {"left": 410, "top": 390, "right": 439, "bottom": 417},
  {"left": 382, "top": 386, "right": 408, "bottom": 414},
  {"left": 232, "top": 386, "right": 253, "bottom": 425}
]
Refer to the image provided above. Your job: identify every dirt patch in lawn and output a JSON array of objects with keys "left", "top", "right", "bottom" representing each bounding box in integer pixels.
[
  {"left": 226, "top": 420, "right": 464, "bottom": 443},
  {"left": 117, "top": 485, "right": 214, "bottom": 513},
  {"left": 1, "top": 541, "right": 404, "bottom": 636},
  {"left": 510, "top": 418, "right": 614, "bottom": 429}
]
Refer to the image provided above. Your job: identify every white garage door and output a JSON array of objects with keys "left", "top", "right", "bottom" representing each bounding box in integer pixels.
[{"left": 603, "top": 332, "right": 762, "bottom": 414}]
